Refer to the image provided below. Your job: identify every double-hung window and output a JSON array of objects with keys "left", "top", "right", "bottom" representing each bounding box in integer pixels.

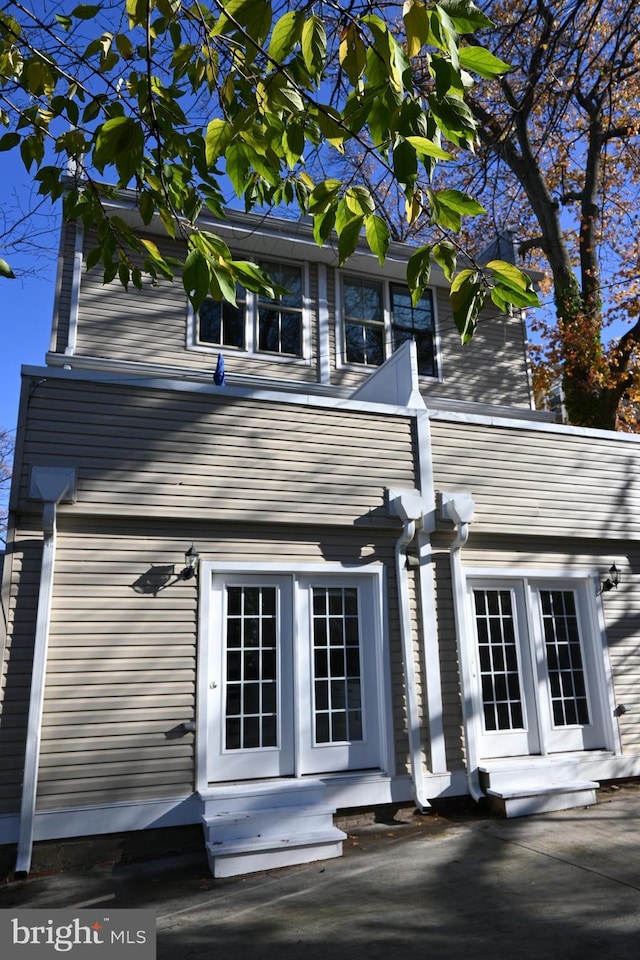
[
  {"left": 341, "top": 275, "right": 437, "bottom": 377},
  {"left": 194, "top": 261, "right": 305, "bottom": 359}
]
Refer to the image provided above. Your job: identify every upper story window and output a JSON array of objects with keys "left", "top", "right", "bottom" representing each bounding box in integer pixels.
[
  {"left": 257, "top": 263, "right": 303, "bottom": 356},
  {"left": 194, "top": 261, "right": 306, "bottom": 360},
  {"left": 341, "top": 275, "right": 438, "bottom": 378}
]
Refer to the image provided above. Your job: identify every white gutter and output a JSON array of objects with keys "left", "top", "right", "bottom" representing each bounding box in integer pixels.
[
  {"left": 441, "top": 493, "right": 482, "bottom": 802},
  {"left": 15, "top": 467, "right": 76, "bottom": 877},
  {"left": 389, "top": 489, "right": 431, "bottom": 812}
]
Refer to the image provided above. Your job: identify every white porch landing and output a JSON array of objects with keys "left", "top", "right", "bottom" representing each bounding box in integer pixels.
[
  {"left": 200, "top": 780, "right": 346, "bottom": 878},
  {"left": 479, "top": 760, "right": 599, "bottom": 818}
]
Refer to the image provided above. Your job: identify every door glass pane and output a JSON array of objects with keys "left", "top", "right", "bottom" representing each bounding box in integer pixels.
[
  {"left": 540, "top": 590, "right": 590, "bottom": 726},
  {"left": 311, "top": 587, "right": 363, "bottom": 744},
  {"left": 474, "top": 589, "right": 525, "bottom": 731},
  {"left": 224, "top": 586, "right": 278, "bottom": 750}
]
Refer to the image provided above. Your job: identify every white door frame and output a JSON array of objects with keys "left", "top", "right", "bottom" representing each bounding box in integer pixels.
[
  {"left": 196, "top": 561, "right": 393, "bottom": 792},
  {"left": 460, "top": 567, "right": 620, "bottom": 767}
]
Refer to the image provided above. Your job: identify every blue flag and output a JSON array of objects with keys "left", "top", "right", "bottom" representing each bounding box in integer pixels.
[{"left": 214, "top": 352, "right": 225, "bottom": 386}]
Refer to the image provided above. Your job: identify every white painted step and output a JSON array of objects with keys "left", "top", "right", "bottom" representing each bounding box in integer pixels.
[
  {"left": 200, "top": 781, "right": 346, "bottom": 877},
  {"left": 485, "top": 779, "right": 599, "bottom": 818}
]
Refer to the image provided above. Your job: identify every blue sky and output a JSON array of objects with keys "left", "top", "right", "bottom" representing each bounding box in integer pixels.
[{"left": 1, "top": 150, "right": 60, "bottom": 437}]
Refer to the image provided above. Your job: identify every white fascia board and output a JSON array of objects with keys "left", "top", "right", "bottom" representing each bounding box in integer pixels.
[
  {"left": 99, "top": 195, "right": 452, "bottom": 288},
  {"left": 26, "top": 363, "right": 419, "bottom": 420},
  {"left": 429, "top": 405, "right": 640, "bottom": 444}
]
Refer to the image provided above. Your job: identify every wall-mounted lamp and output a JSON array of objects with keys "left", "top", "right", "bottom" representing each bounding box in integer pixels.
[
  {"left": 179, "top": 545, "right": 200, "bottom": 580},
  {"left": 601, "top": 563, "right": 620, "bottom": 593}
]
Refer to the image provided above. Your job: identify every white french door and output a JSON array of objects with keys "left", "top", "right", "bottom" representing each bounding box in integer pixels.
[
  {"left": 206, "top": 571, "right": 385, "bottom": 783},
  {"left": 469, "top": 578, "right": 609, "bottom": 761}
]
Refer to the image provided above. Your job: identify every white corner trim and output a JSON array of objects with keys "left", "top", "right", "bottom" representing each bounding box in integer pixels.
[{"left": 64, "top": 221, "right": 84, "bottom": 357}]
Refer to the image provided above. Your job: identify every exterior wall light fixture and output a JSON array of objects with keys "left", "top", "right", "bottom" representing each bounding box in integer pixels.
[
  {"left": 601, "top": 563, "right": 620, "bottom": 593},
  {"left": 180, "top": 545, "right": 200, "bottom": 580}
]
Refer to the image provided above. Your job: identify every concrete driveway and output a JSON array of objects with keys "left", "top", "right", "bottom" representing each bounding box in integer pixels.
[{"left": 2, "top": 786, "right": 640, "bottom": 959}]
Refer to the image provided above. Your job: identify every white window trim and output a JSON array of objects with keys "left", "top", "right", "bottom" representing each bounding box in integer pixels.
[
  {"left": 186, "top": 260, "right": 312, "bottom": 365},
  {"left": 196, "top": 561, "right": 394, "bottom": 793},
  {"left": 462, "top": 568, "right": 620, "bottom": 758},
  {"left": 335, "top": 270, "right": 442, "bottom": 382}
]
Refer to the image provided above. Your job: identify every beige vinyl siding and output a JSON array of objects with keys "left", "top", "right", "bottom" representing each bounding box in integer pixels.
[
  {"left": 430, "top": 541, "right": 465, "bottom": 771},
  {"left": 0, "top": 529, "right": 42, "bottom": 814},
  {"left": 74, "top": 233, "right": 319, "bottom": 384},
  {"left": 4, "top": 518, "right": 410, "bottom": 811},
  {"left": 422, "top": 289, "right": 531, "bottom": 407},
  {"left": 454, "top": 535, "right": 640, "bottom": 758},
  {"left": 330, "top": 283, "right": 532, "bottom": 408},
  {"left": 431, "top": 418, "right": 640, "bottom": 540},
  {"left": 18, "top": 378, "right": 416, "bottom": 526}
]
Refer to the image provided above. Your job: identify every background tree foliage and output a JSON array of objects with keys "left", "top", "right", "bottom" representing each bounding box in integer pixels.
[
  {"left": 0, "top": 0, "right": 537, "bottom": 343},
  {"left": 334, "top": 0, "right": 640, "bottom": 430},
  {"left": 440, "top": 0, "right": 640, "bottom": 430}
]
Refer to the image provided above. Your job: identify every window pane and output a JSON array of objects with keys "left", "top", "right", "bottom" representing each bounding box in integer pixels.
[
  {"left": 257, "top": 263, "right": 303, "bottom": 357},
  {"left": 343, "top": 277, "right": 384, "bottom": 366},
  {"left": 311, "top": 586, "right": 364, "bottom": 745},
  {"left": 391, "top": 285, "right": 436, "bottom": 377},
  {"left": 473, "top": 588, "right": 524, "bottom": 732},
  {"left": 198, "top": 295, "right": 245, "bottom": 348},
  {"left": 224, "top": 584, "right": 279, "bottom": 752},
  {"left": 540, "top": 589, "right": 590, "bottom": 727}
]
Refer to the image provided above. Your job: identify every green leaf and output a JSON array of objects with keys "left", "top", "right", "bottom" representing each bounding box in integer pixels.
[
  {"left": 405, "top": 135, "right": 450, "bottom": 160},
  {"left": 85, "top": 246, "right": 102, "bottom": 271},
  {"left": 437, "top": 0, "right": 494, "bottom": 33},
  {"left": 432, "top": 241, "right": 457, "bottom": 281},
  {"left": 407, "top": 245, "right": 432, "bottom": 303},
  {"left": 268, "top": 10, "right": 304, "bottom": 62},
  {"left": 309, "top": 178, "right": 342, "bottom": 215},
  {"left": 71, "top": 5, "right": 102, "bottom": 20},
  {"left": 183, "top": 247, "right": 211, "bottom": 309},
  {"left": 450, "top": 270, "right": 486, "bottom": 342},
  {"left": 458, "top": 45, "right": 511, "bottom": 78},
  {"left": 301, "top": 15, "right": 327, "bottom": 79},
  {"left": 365, "top": 214, "right": 390, "bottom": 266},
  {"left": 0, "top": 256, "right": 16, "bottom": 279},
  {"left": 487, "top": 260, "right": 538, "bottom": 298},
  {"left": 312, "top": 206, "right": 336, "bottom": 246},
  {"left": 339, "top": 23, "right": 366, "bottom": 85},
  {"left": 403, "top": 0, "right": 430, "bottom": 59},
  {"left": 0, "top": 132, "right": 20, "bottom": 152},
  {"left": 205, "top": 118, "right": 233, "bottom": 167},
  {"left": 338, "top": 215, "right": 364, "bottom": 265},
  {"left": 345, "top": 186, "right": 375, "bottom": 217},
  {"left": 435, "top": 188, "right": 485, "bottom": 216},
  {"left": 125, "top": 0, "right": 148, "bottom": 27},
  {"left": 93, "top": 116, "right": 144, "bottom": 185}
]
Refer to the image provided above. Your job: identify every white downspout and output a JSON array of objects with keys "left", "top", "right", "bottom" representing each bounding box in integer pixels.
[
  {"left": 389, "top": 489, "right": 431, "bottom": 812},
  {"left": 15, "top": 467, "right": 76, "bottom": 877},
  {"left": 441, "top": 493, "right": 482, "bottom": 802}
]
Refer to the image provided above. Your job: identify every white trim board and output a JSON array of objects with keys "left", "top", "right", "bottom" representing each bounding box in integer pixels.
[
  {"left": 28, "top": 362, "right": 420, "bottom": 420},
  {"left": 428, "top": 406, "right": 640, "bottom": 443}
]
